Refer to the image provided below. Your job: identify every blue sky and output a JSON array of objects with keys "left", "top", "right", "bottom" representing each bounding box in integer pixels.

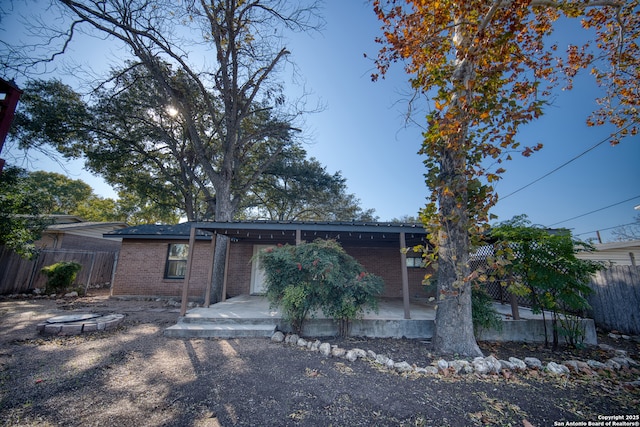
[{"left": 2, "top": 1, "right": 638, "bottom": 242}]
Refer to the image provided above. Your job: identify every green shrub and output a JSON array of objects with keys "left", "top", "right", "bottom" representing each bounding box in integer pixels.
[
  {"left": 256, "top": 239, "right": 384, "bottom": 336},
  {"left": 491, "top": 215, "right": 606, "bottom": 349},
  {"left": 471, "top": 285, "right": 503, "bottom": 336},
  {"left": 41, "top": 261, "right": 82, "bottom": 294}
]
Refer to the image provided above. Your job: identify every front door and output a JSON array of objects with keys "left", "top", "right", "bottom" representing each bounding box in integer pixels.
[{"left": 250, "top": 245, "right": 270, "bottom": 295}]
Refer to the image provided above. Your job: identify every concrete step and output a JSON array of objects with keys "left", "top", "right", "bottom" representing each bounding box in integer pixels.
[
  {"left": 164, "top": 322, "right": 277, "bottom": 338},
  {"left": 179, "top": 315, "right": 278, "bottom": 325}
]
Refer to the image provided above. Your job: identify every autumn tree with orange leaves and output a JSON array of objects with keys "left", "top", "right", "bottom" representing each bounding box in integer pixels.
[{"left": 373, "top": 0, "right": 639, "bottom": 356}]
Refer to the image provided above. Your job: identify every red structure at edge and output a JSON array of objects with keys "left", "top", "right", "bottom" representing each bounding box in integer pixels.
[{"left": 0, "top": 78, "right": 23, "bottom": 172}]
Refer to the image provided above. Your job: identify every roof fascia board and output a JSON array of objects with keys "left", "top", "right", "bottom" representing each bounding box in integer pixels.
[{"left": 190, "top": 221, "right": 427, "bottom": 235}]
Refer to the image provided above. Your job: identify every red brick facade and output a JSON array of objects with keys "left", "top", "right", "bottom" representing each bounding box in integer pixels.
[{"left": 112, "top": 238, "right": 434, "bottom": 301}]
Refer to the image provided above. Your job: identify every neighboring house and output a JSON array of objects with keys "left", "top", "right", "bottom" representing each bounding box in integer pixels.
[
  {"left": 0, "top": 217, "right": 128, "bottom": 294},
  {"left": 576, "top": 239, "right": 640, "bottom": 266},
  {"left": 104, "top": 221, "right": 433, "bottom": 305},
  {"left": 38, "top": 216, "right": 128, "bottom": 251}
]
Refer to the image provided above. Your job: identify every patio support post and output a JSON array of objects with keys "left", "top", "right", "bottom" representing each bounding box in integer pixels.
[
  {"left": 204, "top": 234, "right": 217, "bottom": 307},
  {"left": 295, "top": 229, "right": 301, "bottom": 245},
  {"left": 180, "top": 226, "right": 197, "bottom": 316},
  {"left": 221, "top": 239, "right": 231, "bottom": 302},
  {"left": 400, "top": 232, "right": 411, "bottom": 319}
]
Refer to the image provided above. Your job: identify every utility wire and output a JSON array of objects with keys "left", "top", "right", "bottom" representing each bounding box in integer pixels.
[
  {"left": 549, "top": 195, "right": 640, "bottom": 227},
  {"left": 575, "top": 222, "right": 637, "bottom": 237},
  {"left": 500, "top": 122, "right": 636, "bottom": 200}
]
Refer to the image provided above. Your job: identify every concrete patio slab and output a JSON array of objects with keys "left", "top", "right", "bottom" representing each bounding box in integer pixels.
[{"left": 164, "top": 295, "right": 597, "bottom": 344}]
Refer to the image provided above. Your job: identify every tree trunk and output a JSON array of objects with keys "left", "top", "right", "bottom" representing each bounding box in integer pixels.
[
  {"left": 430, "top": 17, "right": 483, "bottom": 357},
  {"left": 209, "top": 182, "right": 233, "bottom": 304},
  {"left": 432, "top": 146, "right": 483, "bottom": 357}
]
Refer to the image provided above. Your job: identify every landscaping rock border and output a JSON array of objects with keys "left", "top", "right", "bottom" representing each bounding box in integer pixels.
[
  {"left": 37, "top": 313, "right": 125, "bottom": 335},
  {"left": 271, "top": 331, "right": 640, "bottom": 386}
]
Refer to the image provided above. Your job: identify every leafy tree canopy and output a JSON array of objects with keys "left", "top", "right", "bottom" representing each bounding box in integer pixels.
[
  {"left": 0, "top": 166, "right": 52, "bottom": 259},
  {"left": 373, "top": 0, "right": 638, "bottom": 356}
]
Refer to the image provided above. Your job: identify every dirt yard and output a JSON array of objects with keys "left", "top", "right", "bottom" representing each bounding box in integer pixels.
[{"left": 1, "top": 289, "right": 638, "bottom": 427}]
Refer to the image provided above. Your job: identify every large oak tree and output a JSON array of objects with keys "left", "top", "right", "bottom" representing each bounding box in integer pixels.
[
  {"left": 373, "top": 0, "right": 638, "bottom": 355},
  {"left": 3, "top": 0, "right": 322, "bottom": 303}
]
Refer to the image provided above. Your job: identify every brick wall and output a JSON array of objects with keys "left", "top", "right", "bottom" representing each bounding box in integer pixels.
[
  {"left": 112, "top": 239, "right": 212, "bottom": 299},
  {"left": 112, "top": 238, "right": 435, "bottom": 301},
  {"left": 343, "top": 246, "right": 433, "bottom": 299}
]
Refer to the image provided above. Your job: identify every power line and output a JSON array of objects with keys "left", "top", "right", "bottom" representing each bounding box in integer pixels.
[
  {"left": 500, "top": 122, "right": 636, "bottom": 200},
  {"left": 575, "top": 221, "right": 637, "bottom": 237},
  {"left": 549, "top": 195, "right": 640, "bottom": 227}
]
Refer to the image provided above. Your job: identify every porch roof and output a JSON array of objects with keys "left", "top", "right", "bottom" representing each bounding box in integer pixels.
[
  {"left": 105, "top": 221, "right": 430, "bottom": 247},
  {"left": 190, "top": 220, "right": 429, "bottom": 247}
]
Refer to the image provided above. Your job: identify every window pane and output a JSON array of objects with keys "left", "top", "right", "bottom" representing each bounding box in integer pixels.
[
  {"left": 166, "top": 244, "right": 189, "bottom": 278},
  {"left": 169, "top": 244, "right": 189, "bottom": 260},
  {"left": 166, "top": 260, "right": 187, "bottom": 278}
]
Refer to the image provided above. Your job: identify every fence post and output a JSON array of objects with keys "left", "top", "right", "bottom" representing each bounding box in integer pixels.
[{"left": 84, "top": 251, "right": 96, "bottom": 295}]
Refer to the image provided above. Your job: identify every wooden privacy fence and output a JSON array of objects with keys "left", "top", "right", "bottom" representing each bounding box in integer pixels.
[
  {"left": 587, "top": 265, "right": 640, "bottom": 335},
  {"left": 0, "top": 246, "right": 117, "bottom": 295}
]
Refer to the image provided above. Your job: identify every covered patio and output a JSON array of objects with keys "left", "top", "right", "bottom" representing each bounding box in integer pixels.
[{"left": 178, "top": 221, "right": 431, "bottom": 318}]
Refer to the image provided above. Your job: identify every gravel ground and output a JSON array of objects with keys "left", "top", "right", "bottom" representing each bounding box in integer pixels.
[{"left": 0, "top": 289, "right": 638, "bottom": 427}]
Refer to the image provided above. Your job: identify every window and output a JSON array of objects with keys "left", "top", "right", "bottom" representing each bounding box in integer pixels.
[
  {"left": 165, "top": 243, "right": 189, "bottom": 279},
  {"left": 406, "top": 257, "right": 423, "bottom": 268}
]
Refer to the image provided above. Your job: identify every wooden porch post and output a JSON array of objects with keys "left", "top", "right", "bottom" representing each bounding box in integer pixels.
[
  {"left": 204, "top": 233, "right": 217, "bottom": 307},
  {"left": 400, "top": 232, "right": 411, "bottom": 319},
  {"left": 295, "top": 229, "right": 301, "bottom": 245},
  {"left": 221, "top": 239, "right": 231, "bottom": 302},
  {"left": 180, "top": 226, "right": 197, "bottom": 316}
]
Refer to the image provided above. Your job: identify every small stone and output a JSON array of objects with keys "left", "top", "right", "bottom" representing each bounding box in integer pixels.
[
  {"left": 345, "top": 350, "right": 358, "bottom": 362},
  {"left": 331, "top": 346, "right": 346, "bottom": 358},
  {"left": 587, "top": 359, "right": 606, "bottom": 370},
  {"left": 367, "top": 350, "right": 377, "bottom": 359},
  {"left": 296, "top": 338, "right": 307, "bottom": 347},
  {"left": 375, "top": 354, "right": 390, "bottom": 365},
  {"left": 485, "top": 355, "right": 501, "bottom": 374},
  {"left": 319, "top": 343, "right": 331, "bottom": 357},
  {"left": 508, "top": 357, "right": 527, "bottom": 371},
  {"left": 606, "top": 359, "right": 622, "bottom": 370},
  {"left": 310, "top": 340, "right": 321, "bottom": 351},
  {"left": 614, "top": 349, "right": 628, "bottom": 357},
  {"left": 286, "top": 334, "right": 299, "bottom": 344},
  {"left": 424, "top": 366, "right": 438, "bottom": 375},
  {"left": 271, "top": 331, "right": 285, "bottom": 342},
  {"left": 621, "top": 334, "right": 631, "bottom": 340},
  {"left": 449, "top": 360, "right": 472, "bottom": 375},
  {"left": 351, "top": 349, "right": 367, "bottom": 359},
  {"left": 394, "top": 361, "right": 413, "bottom": 373},
  {"left": 524, "top": 357, "right": 542, "bottom": 370},
  {"left": 385, "top": 359, "right": 395, "bottom": 369},
  {"left": 598, "top": 343, "right": 615, "bottom": 352},
  {"left": 472, "top": 358, "right": 491, "bottom": 375},
  {"left": 436, "top": 359, "right": 449, "bottom": 372},
  {"left": 499, "top": 360, "right": 514, "bottom": 371},
  {"left": 546, "top": 362, "right": 570, "bottom": 376},
  {"left": 64, "top": 291, "right": 78, "bottom": 298},
  {"left": 608, "top": 333, "right": 621, "bottom": 340},
  {"left": 610, "top": 356, "right": 630, "bottom": 368},
  {"left": 562, "top": 360, "right": 579, "bottom": 372}
]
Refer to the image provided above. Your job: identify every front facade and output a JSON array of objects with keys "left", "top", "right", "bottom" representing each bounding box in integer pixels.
[{"left": 106, "top": 222, "right": 434, "bottom": 304}]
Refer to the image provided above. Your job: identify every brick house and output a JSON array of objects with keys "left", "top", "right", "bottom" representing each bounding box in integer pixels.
[{"left": 105, "top": 221, "right": 434, "bottom": 310}]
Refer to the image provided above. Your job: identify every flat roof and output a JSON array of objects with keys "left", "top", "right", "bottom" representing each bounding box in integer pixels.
[{"left": 106, "top": 221, "right": 430, "bottom": 247}]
